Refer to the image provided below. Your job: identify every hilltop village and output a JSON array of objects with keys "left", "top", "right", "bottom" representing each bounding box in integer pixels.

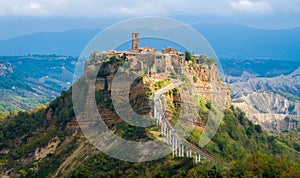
[
  {"left": 86, "top": 32, "right": 216, "bottom": 77},
  {"left": 83, "top": 33, "right": 231, "bottom": 121}
]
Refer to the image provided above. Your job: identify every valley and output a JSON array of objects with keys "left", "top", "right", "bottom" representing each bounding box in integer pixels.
[{"left": 0, "top": 55, "right": 76, "bottom": 113}]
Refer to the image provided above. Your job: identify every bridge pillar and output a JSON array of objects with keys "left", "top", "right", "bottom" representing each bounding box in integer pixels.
[
  {"left": 175, "top": 138, "right": 178, "bottom": 156},
  {"left": 169, "top": 129, "right": 172, "bottom": 143},
  {"left": 157, "top": 115, "right": 161, "bottom": 126},
  {"left": 161, "top": 121, "right": 163, "bottom": 136},
  {"left": 186, "top": 148, "right": 189, "bottom": 157},
  {"left": 166, "top": 127, "right": 169, "bottom": 144},
  {"left": 181, "top": 144, "right": 184, "bottom": 157},
  {"left": 159, "top": 113, "right": 162, "bottom": 125},
  {"left": 168, "top": 128, "right": 171, "bottom": 145},
  {"left": 195, "top": 153, "right": 201, "bottom": 163},
  {"left": 159, "top": 111, "right": 161, "bottom": 124},
  {"left": 156, "top": 112, "right": 160, "bottom": 126},
  {"left": 189, "top": 149, "right": 192, "bottom": 158},
  {"left": 164, "top": 123, "right": 167, "bottom": 137},
  {"left": 172, "top": 132, "right": 175, "bottom": 156}
]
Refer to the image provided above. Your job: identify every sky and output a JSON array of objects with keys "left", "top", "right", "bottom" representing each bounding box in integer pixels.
[{"left": 0, "top": 0, "right": 300, "bottom": 39}]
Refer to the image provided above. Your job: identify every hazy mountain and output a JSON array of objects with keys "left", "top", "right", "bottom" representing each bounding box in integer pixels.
[
  {"left": 0, "top": 24, "right": 300, "bottom": 60},
  {"left": 0, "top": 29, "right": 100, "bottom": 56},
  {"left": 193, "top": 23, "right": 300, "bottom": 61}
]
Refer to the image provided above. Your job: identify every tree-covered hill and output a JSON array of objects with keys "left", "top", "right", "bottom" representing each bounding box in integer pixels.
[{"left": 0, "top": 60, "right": 300, "bottom": 177}]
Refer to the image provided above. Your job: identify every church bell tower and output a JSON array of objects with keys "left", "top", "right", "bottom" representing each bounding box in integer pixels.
[{"left": 132, "top": 32, "right": 139, "bottom": 51}]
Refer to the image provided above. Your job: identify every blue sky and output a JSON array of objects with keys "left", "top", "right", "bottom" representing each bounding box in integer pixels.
[{"left": 1, "top": 0, "right": 300, "bottom": 39}]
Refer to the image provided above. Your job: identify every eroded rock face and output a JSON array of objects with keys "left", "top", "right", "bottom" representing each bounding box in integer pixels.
[
  {"left": 187, "top": 63, "right": 231, "bottom": 110},
  {"left": 233, "top": 91, "right": 300, "bottom": 133},
  {"left": 34, "top": 137, "right": 60, "bottom": 160},
  {"left": 225, "top": 67, "right": 300, "bottom": 99},
  {"left": 225, "top": 67, "right": 300, "bottom": 133},
  {"left": 89, "top": 61, "right": 231, "bottom": 127}
]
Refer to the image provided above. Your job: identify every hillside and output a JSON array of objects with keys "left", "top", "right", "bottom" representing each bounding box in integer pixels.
[
  {"left": 0, "top": 55, "right": 76, "bottom": 113},
  {"left": 1, "top": 56, "right": 300, "bottom": 177}
]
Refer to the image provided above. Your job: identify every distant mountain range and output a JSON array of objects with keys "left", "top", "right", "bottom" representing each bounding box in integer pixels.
[
  {"left": 192, "top": 23, "right": 300, "bottom": 61},
  {"left": 0, "top": 23, "right": 299, "bottom": 60},
  {"left": 0, "top": 29, "right": 100, "bottom": 56}
]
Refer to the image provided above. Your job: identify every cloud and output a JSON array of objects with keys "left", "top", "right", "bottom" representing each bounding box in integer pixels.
[
  {"left": 0, "top": 0, "right": 234, "bottom": 17},
  {"left": 230, "top": 0, "right": 272, "bottom": 14},
  {"left": 0, "top": 0, "right": 298, "bottom": 18},
  {"left": 12, "top": 2, "right": 49, "bottom": 16}
]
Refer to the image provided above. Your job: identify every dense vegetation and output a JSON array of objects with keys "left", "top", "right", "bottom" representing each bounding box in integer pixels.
[
  {"left": 67, "top": 105, "right": 300, "bottom": 177},
  {"left": 0, "top": 89, "right": 76, "bottom": 175}
]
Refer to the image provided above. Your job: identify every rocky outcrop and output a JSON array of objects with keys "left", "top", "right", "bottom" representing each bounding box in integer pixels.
[
  {"left": 187, "top": 63, "right": 231, "bottom": 110},
  {"left": 225, "top": 67, "right": 300, "bottom": 99},
  {"left": 233, "top": 91, "right": 300, "bottom": 133},
  {"left": 226, "top": 67, "right": 300, "bottom": 133},
  {"left": 34, "top": 137, "right": 60, "bottom": 160}
]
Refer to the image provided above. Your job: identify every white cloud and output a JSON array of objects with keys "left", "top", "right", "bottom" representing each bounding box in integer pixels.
[
  {"left": 12, "top": 2, "right": 49, "bottom": 16},
  {"left": 0, "top": 0, "right": 298, "bottom": 17},
  {"left": 230, "top": 0, "right": 272, "bottom": 14}
]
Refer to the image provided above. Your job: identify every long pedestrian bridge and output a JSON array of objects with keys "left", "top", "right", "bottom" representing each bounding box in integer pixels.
[{"left": 153, "top": 81, "right": 214, "bottom": 163}]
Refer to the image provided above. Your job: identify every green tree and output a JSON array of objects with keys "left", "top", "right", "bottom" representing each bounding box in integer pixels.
[
  {"left": 185, "top": 51, "right": 191, "bottom": 61},
  {"left": 0, "top": 112, "right": 6, "bottom": 121},
  {"left": 199, "top": 54, "right": 207, "bottom": 63}
]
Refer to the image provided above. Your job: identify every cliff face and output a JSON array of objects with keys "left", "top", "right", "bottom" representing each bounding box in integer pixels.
[
  {"left": 90, "top": 61, "right": 231, "bottom": 127},
  {"left": 186, "top": 63, "right": 231, "bottom": 110},
  {"left": 233, "top": 91, "right": 300, "bottom": 133}
]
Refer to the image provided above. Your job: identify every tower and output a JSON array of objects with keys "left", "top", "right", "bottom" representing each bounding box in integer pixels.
[{"left": 132, "top": 32, "right": 139, "bottom": 51}]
